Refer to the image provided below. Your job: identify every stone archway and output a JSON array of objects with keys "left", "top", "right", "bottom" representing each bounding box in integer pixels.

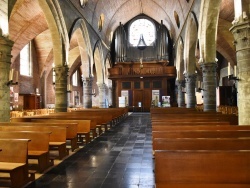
[
  {"left": 198, "top": 0, "right": 222, "bottom": 111},
  {"left": 93, "top": 41, "right": 106, "bottom": 108},
  {"left": 175, "top": 38, "right": 185, "bottom": 107},
  {"left": 69, "top": 19, "right": 93, "bottom": 108},
  {"left": 184, "top": 12, "right": 198, "bottom": 108}
]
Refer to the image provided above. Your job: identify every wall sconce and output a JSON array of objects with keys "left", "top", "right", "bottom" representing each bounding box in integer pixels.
[
  {"left": 7, "top": 69, "right": 18, "bottom": 86},
  {"left": 67, "top": 84, "right": 72, "bottom": 93},
  {"left": 228, "top": 64, "right": 240, "bottom": 81},
  {"left": 228, "top": 74, "right": 240, "bottom": 81}
]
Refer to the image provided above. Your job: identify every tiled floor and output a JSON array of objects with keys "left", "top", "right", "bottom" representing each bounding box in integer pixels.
[{"left": 26, "top": 113, "right": 155, "bottom": 188}]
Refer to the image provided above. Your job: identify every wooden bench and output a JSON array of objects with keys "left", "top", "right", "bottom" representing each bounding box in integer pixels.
[
  {"left": 0, "top": 139, "right": 35, "bottom": 188},
  {"left": 155, "top": 150, "right": 250, "bottom": 187},
  {"left": 152, "top": 130, "right": 250, "bottom": 139},
  {"left": 53, "top": 113, "right": 113, "bottom": 132},
  {"left": 29, "top": 119, "right": 81, "bottom": 150},
  {"left": 0, "top": 125, "right": 68, "bottom": 160},
  {"left": 152, "top": 125, "right": 250, "bottom": 132},
  {"left": 0, "top": 131, "right": 52, "bottom": 173},
  {"left": 153, "top": 137, "right": 250, "bottom": 151},
  {"left": 2, "top": 121, "right": 78, "bottom": 152}
]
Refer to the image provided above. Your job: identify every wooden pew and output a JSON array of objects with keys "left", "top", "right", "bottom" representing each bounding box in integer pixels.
[
  {"left": 52, "top": 113, "right": 113, "bottom": 132},
  {"left": 152, "top": 125, "right": 250, "bottom": 132},
  {"left": 71, "top": 107, "right": 128, "bottom": 125},
  {"left": 0, "top": 139, "right": 35, "bottom": 188},
  {"left": 155, "top": 150, "right": 250, "bottom": 187},
  {"left": 0, "top": 131, "right": 52, "bottom": 173},
  {"left": 0, "top": 125, "right": 68, "bottom": 160},
  {"left": 30, "top": 119, "right": 91, "bottom": 148},
  {"left": 153, "top": 137, "right": 250, "bottom": 151},
  {"left": 152, "top": 130, "right": 250, "bottom": 139},
  {"left": 1, "top": 121, "right": 78, "bottom": 152}
]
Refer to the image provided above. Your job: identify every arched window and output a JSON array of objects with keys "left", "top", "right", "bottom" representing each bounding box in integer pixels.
[
  {"left": 20, "top": 42, "right": 32, "bottom": 76},
  {"left": 129, "top": 18, "right": 156, "bottom": 47},
  {"left": 72, "top": 70, "right": 78, "bottom": 86}
]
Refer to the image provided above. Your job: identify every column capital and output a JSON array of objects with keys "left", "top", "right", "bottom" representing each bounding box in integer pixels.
[
  {"left": 54, "top": 65, "right": 69, "bottom": 81},
  {"left": 185, "top": 74, "right": 196, "bottom": 83},
  {"left": 176, "top": 80, "right": 185, "bottom": 86},
  {"left": 82, "top": 77, "right": 94, "bottom": 87},
  {"left": 97, "top": 82, "right": 107, "bottom": 89},
  {"left": 200, "top": 63, "right": 217, "bottom": 76}
]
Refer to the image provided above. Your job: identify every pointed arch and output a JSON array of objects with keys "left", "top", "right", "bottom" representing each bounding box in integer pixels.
[
  {"left": 70, "top": 18, "right": 93, "bottom": 78},
  {"left": 184, "top": 12, "right": 198, "bottom": 75},
  {"left": 198, "top": 0, "right": 222, "bottom": 63},
  {"left": 175, "top": 38, "right": 185, "bottom": 81},
  {"left": 93, "top": 40, "right": 105, "bottom": 84},
  {"left": 104, "top": 53, "right": 112, "bottom": 87},
  {"left": 38, "top": 0, "right": 69, "bottom": 67}
]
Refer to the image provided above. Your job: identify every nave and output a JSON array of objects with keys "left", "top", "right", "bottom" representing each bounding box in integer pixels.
[{"left": 26, "top": 113, "right": 154, "bottom": 188}]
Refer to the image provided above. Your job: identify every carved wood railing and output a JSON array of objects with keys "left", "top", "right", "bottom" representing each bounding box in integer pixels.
[{"left": 108, "top": 66, "right": 176, "bottom": 78}]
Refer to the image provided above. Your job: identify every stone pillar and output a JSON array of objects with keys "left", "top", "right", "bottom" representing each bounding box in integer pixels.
[
  {"left": 82, "top": 77, "right": 93, "bottom": 108},
  {"left": 200, "top": 63, "right": 217, "bottom": 112},
  {"left": 230, "top": 18, "right": 250, "bottom": 125},
  {"left": 108, "top": 86, "right": 113, "bottom": 107},
  {"left": 185, "top": 74, "right": 197, "bottom": 108},
  {"left": 54, "top": 65, "right": 68, "bottom": 112},
  {"left": 98, "top": 83, "right": 107, "bottom": 108},
  {"left": 176, "top": 80, "right": 185, "bottom": 107},
  {"left": 67, "top": 92, "right": 71, "bottom": 107},
  {"left": 0, "top": 33, "right": 13, "bottom": 122}
]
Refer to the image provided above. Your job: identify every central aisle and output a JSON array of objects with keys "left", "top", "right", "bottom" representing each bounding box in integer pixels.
[{"left": 26, "top": 113, "right": 155, "bottom": 188}]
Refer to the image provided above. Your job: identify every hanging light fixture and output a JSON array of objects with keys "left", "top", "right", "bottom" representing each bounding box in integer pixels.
[{"left": 137, "top": 34, "right": 147, "bottom": 50}]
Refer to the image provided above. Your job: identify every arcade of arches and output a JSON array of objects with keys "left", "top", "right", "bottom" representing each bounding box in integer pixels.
[{"left": 0, "top": 0, "right": 249, "bottom": 125}]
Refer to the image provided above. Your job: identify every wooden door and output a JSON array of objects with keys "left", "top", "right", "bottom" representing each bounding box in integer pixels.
[
  {"left": 143, "top": 90, "right": 152, "bottom": 112},
  {"left": 133, "top": 90, "right": 143, "bottom": 112}
]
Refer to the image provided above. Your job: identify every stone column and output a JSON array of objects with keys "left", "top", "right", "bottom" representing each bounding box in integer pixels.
[
  {"left": 82, "top": 77, "right": 93, "bottom": 108},
  {"left": 67, "top": 91, "right": 71, "bottom": 107},
  {"left": 108, "top": 86, "right": 113, "bottom": 107},
  {"left": 176, "top": 80, "right": 185, "bottom": 107},
  {"left": 185, "top": 74, "right": 197, "bottom": 108},
  {"left": 0, "top": 33, "right": 13, "bottom": 122},
  {"left": 230, "top": 18, "right": 250, "bottom": 125},
  {"left": 98, "top": 83, "right": 107, "bottom": 108},
  {"left": 54, "top": 65, "right": 68, "bottom": 112},
  {"left": 200, "top": 63, "right": 217, "bottom": 112}
]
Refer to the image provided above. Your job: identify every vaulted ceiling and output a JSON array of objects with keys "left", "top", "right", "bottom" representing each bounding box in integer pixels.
[{"left": 9, "top": 0, "right": 236, "bottom": 75}]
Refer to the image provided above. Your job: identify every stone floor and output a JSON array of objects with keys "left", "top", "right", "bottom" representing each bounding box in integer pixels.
[{"left": 26, "top": 112, "right": 155, "bottom": 188}]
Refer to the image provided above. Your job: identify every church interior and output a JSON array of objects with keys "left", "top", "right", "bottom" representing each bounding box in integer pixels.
[{"left": 0, "top": 0, "right": 250, "bottom": 187}]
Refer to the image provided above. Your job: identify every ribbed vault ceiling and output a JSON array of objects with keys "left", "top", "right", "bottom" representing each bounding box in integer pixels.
[{"left": 9, "top": 0, "right": 236, "bottom": 75}]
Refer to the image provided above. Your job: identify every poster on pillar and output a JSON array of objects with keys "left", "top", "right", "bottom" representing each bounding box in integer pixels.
[
  {"left": 121, "top": 90, "right": 129, "bottom": 106},
  {"left": 162, "top": 96, "right": 170, "bottom": 107},
  {"left": 152, "top": 90, "right": 160, "bottom": 107}
]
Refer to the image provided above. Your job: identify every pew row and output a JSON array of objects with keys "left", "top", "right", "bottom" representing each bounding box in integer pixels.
[
  {"left": 0, "top": 121, "right": 78, "bottom": 152},
  {"left": 0, "top": 139, "right": 35, "bottom": 188},
  {"left": 0, "top": 125, "right": 68, "bottom": 160},
  {"left": 155, "top": 150, "right": 250, "bottom": 187},
  {"left": 152, "top": 130, "right": 250, "bottom": 139},
  {"left": 153, "top": 137, "right": 250, "bottom": 151},
  {"left": 0, "top": 131, "right": 52, "bottom": 173}
]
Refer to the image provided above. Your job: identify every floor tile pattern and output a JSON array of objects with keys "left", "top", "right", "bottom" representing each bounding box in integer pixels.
[{"left": 26, "top": 113, "right": 155, "bottom": 188}]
